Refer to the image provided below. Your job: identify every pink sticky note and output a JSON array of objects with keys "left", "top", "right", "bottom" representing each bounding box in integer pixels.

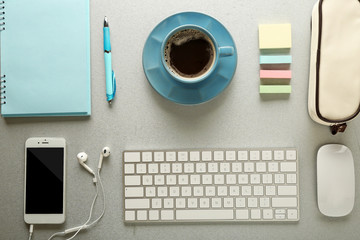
[{"left": 260, "top": 70, "right": 292, "bottom": 79}]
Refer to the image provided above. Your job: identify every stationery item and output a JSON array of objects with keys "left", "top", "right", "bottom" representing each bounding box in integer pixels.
[
  {"left": 260, "top": 55, "right": 292, "bottom": 65},
  {"left": 0, "top": 0, "right": 91, "bottom": 117},
  {"left": 308, "top": 0, "right": 360, "bottom": 134},
  {"left": 260, "top": 85, "right": 292, "bottom": 94},
  {"left": 260, "top": 70, "right": 292, "bottom": 79},
  {"left": 143, "top": 12, "right": 237, "bottom": 105},
  {"left": 103, "top": 17, "right": 116, "bottom": 103},
  {"left": 123, "top": 148, "right": 299, "bottom": 222},
  {"left": 258, "top": 24, "right": 292, "bottom": 49}
]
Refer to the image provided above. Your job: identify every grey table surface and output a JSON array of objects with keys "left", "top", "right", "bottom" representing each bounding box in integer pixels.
[{"left": 1, "top": 0, "right": 360, "bottom": 239}]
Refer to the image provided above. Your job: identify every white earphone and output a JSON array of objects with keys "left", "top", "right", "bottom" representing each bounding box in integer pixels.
[
  {"left": 77, "top": 152, "right": 95, "bottom": 176},
  {"left": 48, "top": 147, "right": 111, "bottom": 240},
  {"left": 77, "top": 147, "right": 110, "bottom": 177}
]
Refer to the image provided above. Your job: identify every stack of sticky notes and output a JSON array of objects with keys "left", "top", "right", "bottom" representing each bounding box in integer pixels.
[{"left": 258, "top": 24, "right": 292, "bottom": 94}]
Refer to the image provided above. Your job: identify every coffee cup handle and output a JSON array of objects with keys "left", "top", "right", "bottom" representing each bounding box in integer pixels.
[{"left": 219, "top": 46, "right": 234, "bottom": 57}]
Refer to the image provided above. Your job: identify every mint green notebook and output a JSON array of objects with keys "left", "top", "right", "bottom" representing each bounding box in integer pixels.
[{"left": 0, "top": 0, "right": 91, "bottom": 117}]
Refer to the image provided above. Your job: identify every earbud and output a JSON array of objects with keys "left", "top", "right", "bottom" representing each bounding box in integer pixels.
[
  {"left": 98, "top": 147, "right": 110, "bottom": 169},
  {"left": 77, "top": 152, "right": 95, "bottom": 176}
]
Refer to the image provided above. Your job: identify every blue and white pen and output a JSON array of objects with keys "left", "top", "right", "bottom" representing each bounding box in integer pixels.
[{"left": 103, "top": 16, "right": 116, "bottom": 103}]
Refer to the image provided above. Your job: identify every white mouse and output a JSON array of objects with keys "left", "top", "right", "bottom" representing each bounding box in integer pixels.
[{"left": 317, "top": 144, "right": 355, "bottom": 217}]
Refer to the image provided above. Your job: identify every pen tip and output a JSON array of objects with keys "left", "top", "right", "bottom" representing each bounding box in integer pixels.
[
  {"left": 104, "top": 16, "right": 109, "bottom": 27},
  {"left": 108, "top": 100, "right": 112, "bottom": 104}
]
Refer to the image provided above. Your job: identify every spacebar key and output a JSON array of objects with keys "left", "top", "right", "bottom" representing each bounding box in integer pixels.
[{"left": 176, "top": 210, "right": 233, "bottom": 220}]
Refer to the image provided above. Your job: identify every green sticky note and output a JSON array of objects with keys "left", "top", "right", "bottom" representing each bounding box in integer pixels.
[{"left": 259, "top": 85, "right": 292, "bottom": 94}]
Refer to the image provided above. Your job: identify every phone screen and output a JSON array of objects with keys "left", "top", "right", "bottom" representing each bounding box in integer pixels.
[{"left": 25, "top": 148, "right": 64, "bottom": 214}]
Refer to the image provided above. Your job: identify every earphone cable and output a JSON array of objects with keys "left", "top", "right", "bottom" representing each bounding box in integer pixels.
[{"left": 28, "top": 224, "right": 34, "bottom": 240}]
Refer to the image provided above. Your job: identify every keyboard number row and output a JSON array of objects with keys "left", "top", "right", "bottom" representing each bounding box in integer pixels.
[{"left": 124, "top": 150, "right": 297, "bottom": 162}]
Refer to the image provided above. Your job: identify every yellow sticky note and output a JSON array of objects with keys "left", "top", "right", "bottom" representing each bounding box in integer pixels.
[{"left": 258, "top": 24, "right": 292, "bottom": 49}]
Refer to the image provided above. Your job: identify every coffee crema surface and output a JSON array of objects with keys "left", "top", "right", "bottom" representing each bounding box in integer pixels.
[{"left": 164, "top": 29, "right": 215, "bottom": 79}]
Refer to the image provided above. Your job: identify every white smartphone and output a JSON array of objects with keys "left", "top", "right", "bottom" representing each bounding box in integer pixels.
[{"left": 24, "top": 137, "right": 66, "bottom": 224}]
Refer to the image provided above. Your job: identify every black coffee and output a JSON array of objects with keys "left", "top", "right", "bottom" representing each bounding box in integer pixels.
[{"left": 164, "top": 29, "right": 215, "bottom": 78}]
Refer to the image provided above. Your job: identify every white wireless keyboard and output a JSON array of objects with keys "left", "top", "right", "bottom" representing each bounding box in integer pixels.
[{"left": 123, "top": 148, "right": 299, "bottom": 222}]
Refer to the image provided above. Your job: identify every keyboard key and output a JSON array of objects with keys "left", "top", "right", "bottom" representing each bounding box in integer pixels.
[
  {"left": 125, "top": 211, "right": 135, "bottom": 221},
  {"left": 181, "top": 187, "right": 191, "bottom": 196},
  {"left": 160, "top": 163, "right": 171, "bottom": 173},
  {"left": 238, "top": 151, "right": 248, "bottom": 160},
  {"left": 208, "top": 163, "right": 218, "bottom": 173},
  {"left": 190, "top": 151, "right": 200, "bottom": 161},
  {"left": 224, "top": 198, "right": 234, "bottom": 208},
  {"left": 184, "top": 163, "right": 195, "bottom": 173},
  {"left": 287, "top": 209, "right": 298, "bottom": 220},
  {"left": 125, "top": 187, "right": 144, "bottom": 197},
  {"left": 200, "top": 198, "right": 210, "bottom": 208},
  {"left": 143, "top": 175, "right": 153, "bottom": 185},
  {"left": 164, "top": 198, "right": 174, "bottom": 208},
  {"left": 218, "top": 186, "right": 228, "bottom": 196},
  {"left": 278, "top": 186, "right": 297, "bottom": 196},
  {"left": 194, "top": 186, "right": 204, "bottom": 196},
  {"left": 212, "top": 198, "right": 222, "bottom": 208},
  {"left": 124, "top": 152, "right": 140, "bottom": 162},
  {"left": 274, "top": 150, "right": 284, "bottom": 160},
  {"left": 275, "top": 174, "right": 285, "bottom": 184},
  {"left": 166, "top": 152, "right": 176, "bottom": 161},
  {"left": 236, "top": 198, "right": 246, "bottom": 208},
  {"left": 142, "top": 152, "right": 152, "bottom": 162},
  {"left": 172, "top": 163, "right": 182, "bottom": 173},
  {"left": 154, "top": 152, "right": 164, "bottom": 162},
  {"left": 148, "top": 164, "right": 159, "bottom": 174},
  {"left": 251, "top": 209, "right": 261, "bottom": 219},
  {"left": 205, "top": 186, "right": 216, "bottom": 196},
  {"left": 250, "top": 151, "right": 260, "bottom": 160},
  {"left": 286, "top": 150, "right": 297, "bottom": 160},
  {"left": 190, "top": 175, "right": 200, "bottom": 185},
  {"left": 214, "top": 151, "right": 224, "bottom": 161},
  {"left": 256, "top": 162, "right": 266, "bottom": 172},
  {"left": 169, "top": 187, "right": 180, "bottom": 197},
  {"left": 268, "top": 162, "right": 279, "bottom": 172},
  {"left": 238, "top": 174, "right": 249, "bottom": 184},
  {"left": 248, "top": 198, "right": 258, "bottom": 208},
  {"left": 125, "top": 199, "right": 150, "bottom": 209},
  {"left": 202, "top": 175, "right": 213, "bottom": 185},
  {"left": 178, "top": 151, "right": 188, "bottom": 161},
  {"left": 280, "top": 162, "right": 297, "bottom": 172},
  {"left": 149, "top": 210, "right": 159, "bottom": 220},
  {"left": 230, "top": 186, "right": 240, "bottom": 196},
  {"left": 241, "top": 186, "right": 251, "bottom": 196},
  {"left": 176, "top": 198, "right": 186, "bottom": 208},
  {"left": 158, "top": 187, "right": 167, "bottom": 197},
  {"left": 152, "top": 199, "right": 162, "bottom": 209},
  {"left": 178, "top": 175, "right": 189, "bottom": 185},
  {"left": 254, "top": 186, "right": 264, "bottom": 196},
  {"left": 214, "top": 175, "right": 225, "bottom": 184},
  {"left": 236, "top": 210, "right": 249, "bottom": 219},
  {"left": 146, "top": 187, "right": 155, "bottom": 197},
  {"left": 232, "top": 163, "right": 242, "bottom": 172},
  {"left": 124, "top": 164, "right": 135, "bottom": 174},
  {"left": 262, "top": 174, "right": 272, "bottom": 184},
  {"left": 244, "top": 162, "right": 254, "bottom": 172},
  {"left": 263, "top": 209, "right": 273, "bottom": 219},
  {"left": 266, "top": 186, "right": 276, "bottom": 196},
  {"left": 137, "top": 210, "right": 147, "bottom": 220},
  {"left": 125, "top": 176, "right": 141, "bottom": 186},
  {"left": 201, "top": 151, "right": 212, "bottom": 161},
  {"left": 220, "top": 163, "right": 230, "bottom": 172},
  {"left": 226, "top": 151, "right": 236, "bottom": 161},
  {"left": 177, "top": 210, "right": 233, "bottom": 220},
  {"left": 260, "top": 197, "right": 270, "bottom": 207},
  {"left": 196, "top": 163, "right": 206, "bottom": 173},
  {"left": 250, "top": 174, "right": 261, "bottom": 184},
  {"left": 188, "top": 198, "right": 198, "bottom": 208},
  {"left": 161, "top": 210, "right": 174, "bottom": 220},
  {"left": 166, "top": 175, "right": 176, "bottom": 185},
  {"left": 136, "top": 164, "right": 146, "bottom": 174},
  {"left": 154, "top": 175, "right": 165, "bottom": 185},
  {"left": 261, "top": 151, "right": 272, "bottom": 160},
  {"left": 272, "top": 198, "right": 297, "bottom": 207},
  {"left": 226, "top": 174, "right": 237, "bottom": 184},
  {"left": 286, "top": 174, "right": 297, "bottom": 184}
]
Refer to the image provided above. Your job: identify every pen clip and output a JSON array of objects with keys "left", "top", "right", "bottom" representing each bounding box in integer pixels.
[{"left": 111, "top": 70, "right": 116, "bottom": 96}]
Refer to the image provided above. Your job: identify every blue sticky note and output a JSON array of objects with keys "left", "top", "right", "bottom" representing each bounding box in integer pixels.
[{"left": 260, "top": 55, "right": 292, "bottom": 64}]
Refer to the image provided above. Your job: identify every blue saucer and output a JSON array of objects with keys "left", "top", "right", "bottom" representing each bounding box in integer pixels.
[{"left": 142, "top": 12, "right": 237, "bottom": 105}]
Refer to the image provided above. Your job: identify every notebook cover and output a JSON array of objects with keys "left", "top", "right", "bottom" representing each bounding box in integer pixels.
[{"left": 0, "top": 0, "right": 91, "bottom": 117}]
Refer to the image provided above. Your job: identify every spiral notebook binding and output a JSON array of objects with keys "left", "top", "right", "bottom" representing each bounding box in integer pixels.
[
  {"left": 1, "top": 75, "right": 6, "bottom": 105},
  {"left": 0, "top": 1, "right": 4, "bottom": 31}
]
